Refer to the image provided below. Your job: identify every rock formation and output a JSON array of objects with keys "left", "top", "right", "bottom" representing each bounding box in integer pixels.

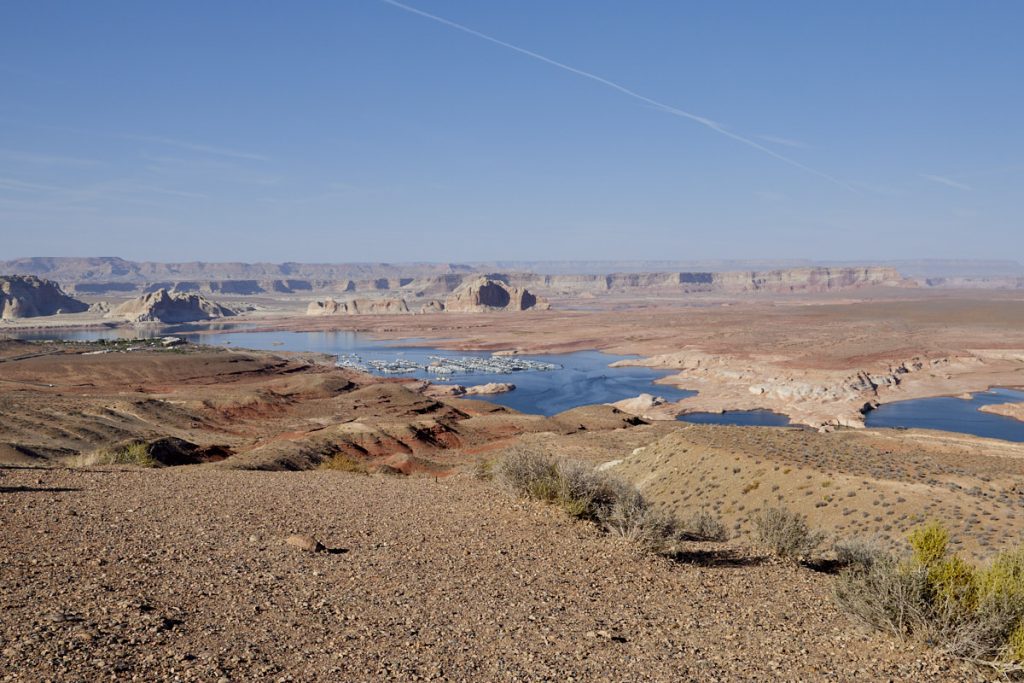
[
  {"left": 980, "top": 402, "right": 1024, "bottom": 422},
  {"left": 609, "top": 393, "right": 671, "bottom": 420},
  {"left": 444, "top": 277, "right": 547, "bottom": 313},
  {"left": 0, "top": 275, "right": 89, "bottom": 319},
  {"left": 107, "top": 289, "right": 236, "bottom": 323},
  {"left": 306, "top": 297, "right": 411, "bottom": 316}
]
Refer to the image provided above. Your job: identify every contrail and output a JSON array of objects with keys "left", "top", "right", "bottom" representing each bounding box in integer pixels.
[{"left": 379, "top": 0, "right": 855, "bottom": 191}]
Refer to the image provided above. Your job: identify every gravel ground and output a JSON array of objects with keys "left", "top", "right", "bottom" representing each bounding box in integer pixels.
[{"left": 0, "top": 466, "right": 973, "bottom": 682}]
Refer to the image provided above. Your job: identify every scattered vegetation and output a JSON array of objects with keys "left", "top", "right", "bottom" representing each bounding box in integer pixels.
[
  {"left": 77, "top": 441, "right": 158, "bottom": 467},
  {"left": 495, "top": 449, "right": 717, "bottom": 551},
  {"left": 754, "top": 507, "right": 825, "bottom": 560},
  {"left": 835, "top": 521, "right": 1024, "bottom": 673}
]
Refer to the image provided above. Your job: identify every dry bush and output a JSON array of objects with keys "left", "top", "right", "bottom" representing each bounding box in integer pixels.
[
  {"left": 76, "top": 441, "right": 158, "bottom": 468},
  {"left": 754, "top": 507, "right": 824, "bottom": 560},
  {"left": 600, "top": 490, "right": 680, "bottom": 549},
  {"left": 496, "top": 448, "right": 679, "bottom": 550},
  {"left": 834, "top": 522, "right": 1024, "bottom": 672},
  {"left": 834, "top": 536, "right": 888, "bottom": 570},
  {"left": 682, "top": 510, "right": 728, "bottom": 542}
]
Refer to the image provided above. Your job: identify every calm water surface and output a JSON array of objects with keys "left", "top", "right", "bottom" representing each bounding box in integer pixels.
[
  {"left": 865, "top": 388, "right": 1024, "bottom": 443},
  {"left": 9, "top": 327, "right": 696, "bottom": 416}
]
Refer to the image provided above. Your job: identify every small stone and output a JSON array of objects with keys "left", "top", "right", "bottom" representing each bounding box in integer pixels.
[{"left": 286, "top": 534, "right": 324, "bottom": 552}]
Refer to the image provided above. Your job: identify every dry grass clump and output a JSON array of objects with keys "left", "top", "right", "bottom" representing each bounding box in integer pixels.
[
  {"left": 319, "top": 453, "right": 369, "bottom": 474},
  {"left": 496, "top": 449, "right": 698, "bottom": 551},
  {"left": 682, "top": 510, "right": 729, "bottom": 542},
  {"left": 76, "top": 441, "right": 158, "bottom": 468},
  {"left": 472, "top": 458, "right": 496, "bottom": 481},
  {"left": 754, "top": 507, "right": 825, "bottom": 561},
  {"left": 835, "top": 521, "right": 1024, "bottom": 673}
]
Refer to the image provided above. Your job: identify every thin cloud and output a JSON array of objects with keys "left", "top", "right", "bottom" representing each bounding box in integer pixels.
[
  {"left": 0, "top": 148, "right": 102, "bottom": 168},
  {"left": 0, "top": 176, "right": 63, "bottom": 192},
  {"left": 121, "top": 134, "right": 268, "bottom": 161},
  {"left": 920, "top": 173, "right": 972, "bottom": 191},
  {"left": 379, "top": 0, "right": 855, "bottom": 191},
  {"left": 757, "top": 134, "right": 808, "bottom": 149}
]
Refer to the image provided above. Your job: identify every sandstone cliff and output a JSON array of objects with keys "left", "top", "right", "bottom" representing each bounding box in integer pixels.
[
  {"left": 444, "top": 277, "right": 547, "bottom": 313},
  {"left": 0, "top": 275, "right": 89, "bottom": 319},
  {"left": 306, "top": 298, "right": 412, "bottom": 316},
  {"left": 108, "top": 289, "right": 236, "bottom": 323}
]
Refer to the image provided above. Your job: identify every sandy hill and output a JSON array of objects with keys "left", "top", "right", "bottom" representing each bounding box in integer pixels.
[
  {"left": 107, "top": 289, "right": 236, "bottom": 323},
  {"left": 602, "top": 425, "right": 1024, "bottom": 560},
  {"left": 0, "top": 274, "right": 89, "bottom": 319}
]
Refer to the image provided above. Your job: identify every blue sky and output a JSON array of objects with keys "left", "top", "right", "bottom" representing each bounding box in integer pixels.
[{"left": 1, "top": 1, "right": 1021, "bottom": 262}]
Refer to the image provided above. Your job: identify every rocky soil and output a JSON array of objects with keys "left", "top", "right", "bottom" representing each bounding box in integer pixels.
[{"left": 0, "top": 466, "right": 970, "bottom": 682}]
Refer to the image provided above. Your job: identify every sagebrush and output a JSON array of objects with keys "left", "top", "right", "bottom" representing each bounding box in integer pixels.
[
  {"left": 835, "top": 521, "right": 1024, "bottom": 672},
  {"left": 496, "top": 449, "right": 706, "bottom": 551}
]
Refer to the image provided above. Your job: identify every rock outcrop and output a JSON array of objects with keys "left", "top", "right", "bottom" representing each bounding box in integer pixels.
[
  {"left": 980, "top": 402, "right": 1024, "bottom": 422},
  {"left": 0, "top": 275, "right": 89, "bottom": 319},
  {"left": 108, "top": 289, "right": 236, "bottom": 323},
  {"left": 306, "top": 297, "right": 412, "bottom": 316},
  {"left": 444, "top": 277, "right": 547, "bottom": 313}
]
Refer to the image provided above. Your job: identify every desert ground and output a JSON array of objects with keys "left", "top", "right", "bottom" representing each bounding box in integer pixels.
[{"left": 1, "top": 333, "right": 1023, "bottom": 679}]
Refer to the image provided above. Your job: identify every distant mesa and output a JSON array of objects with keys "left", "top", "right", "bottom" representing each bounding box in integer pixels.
[
  {"left": 107, "top": 288, "right": 236, "bottom": 323},
  {"left": 306, "top": 297, "right": 414, "bottom": 316},
  {"left": 444, "top": 277, "right": 548, "bottom": 313},
  {"left": 0, "top": 275, "right": 89, "bottom": 319}
]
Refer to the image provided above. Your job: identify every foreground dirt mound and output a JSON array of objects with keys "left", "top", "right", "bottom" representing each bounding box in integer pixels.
[
  {"left": 0, "top": 468, "right": 964, "bottom": 680},
  {"left": 0, "top": 274, "right": 88, "bottom": 319},
  {"left": 444, "top": 276, "right": 548, "bottom": 312},
  {"left": 107, "top": 288, "right": 235, "bottom": 323}
]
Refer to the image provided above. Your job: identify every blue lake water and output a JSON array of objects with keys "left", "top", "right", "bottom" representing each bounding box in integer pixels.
[
  {"left": 865, "top": 388, "right": 1024, "bottom": 442},
  {"left": 678, "top": 410, "right": 792, "bottom": 427},
  {"left": 8, "top": 327, "right": 696, "bottom": 417},
  {"left": 11, "top": 327, "right": 1024, "bottom": 438}
]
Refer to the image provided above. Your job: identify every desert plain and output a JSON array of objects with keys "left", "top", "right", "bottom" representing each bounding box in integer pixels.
[{"left": 3, "top": 260, "right": 1024, "bottom": 680}]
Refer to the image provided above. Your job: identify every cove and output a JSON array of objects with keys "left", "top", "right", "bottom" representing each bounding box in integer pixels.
[
  {"left": 864, "top": 388, "right": 1024, "bottom": 443},
  {"left": 9, "top": 327, "right": 696, "bottom": 417}
]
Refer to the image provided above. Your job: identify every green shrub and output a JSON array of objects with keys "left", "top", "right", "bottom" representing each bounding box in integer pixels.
[
  {"left": 908, "top": 520, "right": 949, "bottom": 567},
  {"left": 754, "top": 507, "right": 824, "bottom": 560},
  {"left": 834, "top": 522, "right": 1024, "bottom": 671}
]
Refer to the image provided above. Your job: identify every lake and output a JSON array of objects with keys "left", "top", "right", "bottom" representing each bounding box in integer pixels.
[
  {"left": 8, "top": 327, "right": 697, "bottom": 416},
  {"left": 865, "top": 388, "right": 1024, "bottom": 443}
]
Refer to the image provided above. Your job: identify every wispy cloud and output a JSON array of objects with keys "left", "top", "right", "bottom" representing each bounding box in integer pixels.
[
  {"left": 921, "top": 173, "right": 972, "bottom": 191},
  {"left": 757, "top": 134, "right": 808, "bottom": 149},
  {"left": 379, "top": 0, "right": 854, "bottom": 191},
  {"left": 0, "top": 148, "right": 102, "bottom": 168},
  {"left": 0, "top": 176, "right": 63, "bottom": 192},
  {"left": 122, "top": 134, "right": 268, "bottom": 161}
]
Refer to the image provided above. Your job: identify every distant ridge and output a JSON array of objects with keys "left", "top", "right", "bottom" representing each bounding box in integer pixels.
[{"left": 3, "top": 256, "right": 1018, "bottom": 281}]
